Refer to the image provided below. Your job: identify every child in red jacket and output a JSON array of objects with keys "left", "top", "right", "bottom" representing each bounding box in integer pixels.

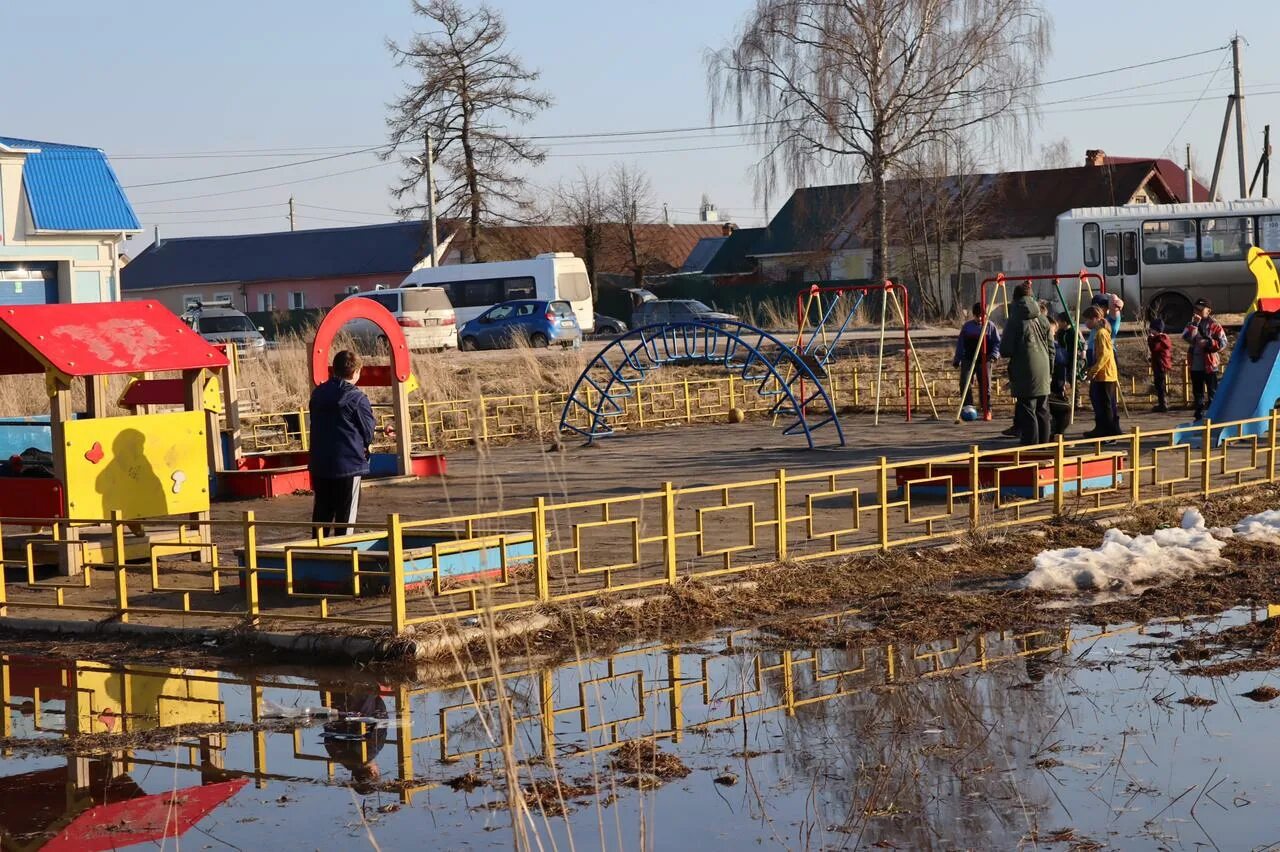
[{"left": 1147, "top": 318, "right": 1173, "bottom": 413}]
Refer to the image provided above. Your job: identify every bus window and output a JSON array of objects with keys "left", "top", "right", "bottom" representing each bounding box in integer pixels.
[
  {"left": 1261, "top": 215, "right": 1280, "bottom": 251},
  {"left": 1199, "top": 217, "right": 1254, "bottom": 261},
  {"left": 556, "top": 272, "right": 591, "bottom": 301},
  {"left": 1103, "top": 232, "right": 1120, "bottom": 276},
  {"left": 1141, "top": 219, "right": 1197, "bottom": 264},
  {"left": 1122, "top": 232, "right": 1138, "bottom": 275},
  {"left": 451, "top": 279, "right": 503, "bottom": 307},
  {"left": 503, "top": 276, "right": 536, "bottom": 300},
  {"left": 1083, "top": 223, "right": 1101, "bottom": 267}
]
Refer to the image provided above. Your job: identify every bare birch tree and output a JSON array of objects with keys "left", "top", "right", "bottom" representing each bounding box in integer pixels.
[
  {"left": 707, "top": 0, "right": 1050, "bottom": 285},
  {"left": 387, "top": 0, "right": 551, "bottom": 261},
  {"left": 555, "top": 168, "right": 608, "bottom": 299},
  {"left": 1038, "top": 137, "right": 1074, "bottom": 169}
]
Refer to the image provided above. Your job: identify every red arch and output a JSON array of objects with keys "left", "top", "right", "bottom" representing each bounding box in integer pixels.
[{"left": 310, "top": 297, "right": 412, "bottom": 386}]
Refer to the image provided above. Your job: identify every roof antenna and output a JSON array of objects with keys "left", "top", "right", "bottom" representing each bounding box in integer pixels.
[{"left": 154, "top": 225, "right": 161, "bottom": 248}]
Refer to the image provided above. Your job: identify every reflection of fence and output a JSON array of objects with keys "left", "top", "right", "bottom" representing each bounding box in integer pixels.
[
  {"left": 237, "top": 365, "right": 1202, "bottom": 454},
  {"left": 0, "top": 618, "right": 1170, "bottom": 804},
  {"left": 0, "top": 412, "right": 1275, "bottom": 633}
]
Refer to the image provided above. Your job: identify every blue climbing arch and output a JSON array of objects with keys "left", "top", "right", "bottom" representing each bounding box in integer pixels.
[{"left": 559, "top": 320, "right": 844, "bottom": 448}]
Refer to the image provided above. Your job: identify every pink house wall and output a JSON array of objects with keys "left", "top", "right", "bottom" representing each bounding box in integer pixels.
[{"left": 243, "top": 272, "right": 409, "bottom": 312}]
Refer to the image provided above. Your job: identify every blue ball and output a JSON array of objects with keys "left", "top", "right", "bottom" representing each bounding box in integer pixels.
[{"left": 960, "top": 405, "right": 980, "bottom": 422}]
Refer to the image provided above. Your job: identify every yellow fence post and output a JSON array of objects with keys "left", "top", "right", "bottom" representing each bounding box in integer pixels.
[
  {"left": 479, "top": 395, "right": 489, "bottom": 443},
  {"left": 388, "top": 513, "right": 407, "bottom": 634},
  {"left": 533, "top": 497, "right": 550, "bottom": 602},
  {"left": 969, "top": 445, "right": 981, "bottom": 530},
  {"left": 421, "top": 402, "right": 432, "bottom": 449},
  {"left": 532, "top": 391, "right": 542, "bottom": 437},
  {"left": 1053, "top": 436, "right": 1065, "bottom": 516},
  {"left": 728, "top": 376, "right": 736, "bottom": 412},
  {"left": 775, "top": 468, "right": 788, "bottom": 561},
  {"left": 0, "top": 519, "right": 6, "bottom": 617},
  {"left": 1129, "top": 427, "right": 1142, "bottom": 505},
  {"left": 299, "top": 410, "right": 309, "bottom": 451},
  {"left": 1271, "top": 408, "right": 1279, "bottom": 482},
  {"left": 683, "top": 378, "right": 693, "bottom": 424},
  {"left": 1202, "top": 419, "right": 1214, "bottom": 497},
  {"left": 111, "top": 510, "right": 128, "bottom": 623},
  {"left": 662, "top": 481, "right": 678, "bottom": 584},
  {"left": 243, "top": 511, "right": 260, "bottom": 626},
  {"left": 877, "top": 457, "right": 890, "bottom": 552}
]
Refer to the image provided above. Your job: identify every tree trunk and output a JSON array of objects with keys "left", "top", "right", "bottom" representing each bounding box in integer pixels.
[
  {"left": 871, "top": 147, "right": 889, "bottom": 287},
  {"left": 459, "top": 103, "right": 483, "bottom": 262}
]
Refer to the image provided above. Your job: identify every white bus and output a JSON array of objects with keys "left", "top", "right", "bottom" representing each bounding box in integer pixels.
[
  {"left": 1054, "top": 199, "right": 1280, "bottom": 328},
  {"left": 398, "top": 252, "right": 595, "bottom": 332}
]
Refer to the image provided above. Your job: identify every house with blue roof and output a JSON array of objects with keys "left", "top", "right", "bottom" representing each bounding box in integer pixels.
[{"left": 0, "top": 136, "right": 140, "bottom": 304}]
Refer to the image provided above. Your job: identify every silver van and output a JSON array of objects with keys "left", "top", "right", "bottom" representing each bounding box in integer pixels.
[
  {"left": 182, "top": 304, "right": 267, "bottom": 356},
  {"left": 350, "top": 287, "right": 458, "bottom": 351}
]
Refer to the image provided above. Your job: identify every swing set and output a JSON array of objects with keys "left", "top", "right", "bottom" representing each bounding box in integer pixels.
[
  {"left": 957, "top": 271, "right": 1107, "bottom": 425},
  {"left": 793, "top": 281, "right": 939, "bottom": 424}
]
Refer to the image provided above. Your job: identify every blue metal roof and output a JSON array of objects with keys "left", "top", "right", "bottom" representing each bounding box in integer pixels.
[
  {"left": 0, "top": 136, "right": 140, "bottom": 232},
  {"left": 121, "top": 221, "right": 437, "bottom": 290}
]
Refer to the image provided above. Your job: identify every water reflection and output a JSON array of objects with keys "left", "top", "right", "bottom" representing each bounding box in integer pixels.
[{"left": 0, "top": 608, "right": 1274, "bottom": 849}]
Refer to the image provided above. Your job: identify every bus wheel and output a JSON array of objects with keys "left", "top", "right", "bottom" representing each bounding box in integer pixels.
[{"left": 1148, "top": 293, "right": 1193, "bottom": 331}]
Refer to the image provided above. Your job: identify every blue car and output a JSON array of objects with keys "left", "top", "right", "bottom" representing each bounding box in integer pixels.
[{"left": 458, "top": 299, "right": 583, "bottom": 351}]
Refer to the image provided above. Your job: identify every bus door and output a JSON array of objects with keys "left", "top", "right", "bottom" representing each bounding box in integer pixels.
[{"left": 1101, "top": 228, "right": 1140, "bottom": 310}]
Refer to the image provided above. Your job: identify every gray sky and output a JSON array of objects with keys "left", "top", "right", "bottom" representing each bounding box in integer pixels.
[{"left": 5, "top": 0, "right": 1278, "bottom": 247}]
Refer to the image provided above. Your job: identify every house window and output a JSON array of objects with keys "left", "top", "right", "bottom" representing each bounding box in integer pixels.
[
  {"left": 183, "top": 295, "right": 203, "bottom": 310},
  {"left": 345, "top": 285, "right": 361, "bottom": 295},
  {"left": 1026, "top": 251, "right": 1053, "bottom": 274},
  {"left": 977, "top": 255, "right": 1003, "bottom": 276},
  {"left": 289, "top": 291, "right": 306, "bottom": 310},
  {"left": 258, "top": 293, "right": 276, "bottom": 312},
  {"left": 212, "top": 291, "right": 232, "bottom": 304}
]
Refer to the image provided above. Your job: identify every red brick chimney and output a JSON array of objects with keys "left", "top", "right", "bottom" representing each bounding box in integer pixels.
[
  {"left": 721, "top": 222, "right": 737, "bottom": 236},
  {"left": 1085, "top": 149, "right": 1106, "bottom": 167}
]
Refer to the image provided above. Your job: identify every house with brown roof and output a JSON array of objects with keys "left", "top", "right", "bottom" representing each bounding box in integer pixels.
[{"left": 733, "top": 150, "right": 1209, "bottom": 314}]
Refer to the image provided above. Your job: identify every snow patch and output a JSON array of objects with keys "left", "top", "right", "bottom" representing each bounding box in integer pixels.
[
  {"left": 1017, "top": 509, "right": 1229, "bottom": 593},
  {"left": 1232, "top": 509, "right": 1280, "bottom": 545}
]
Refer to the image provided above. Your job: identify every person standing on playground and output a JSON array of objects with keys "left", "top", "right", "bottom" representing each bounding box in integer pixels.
[
  {"left": 1183, "top": 298, "right": 1228, "bottom": 420},
  {"left": 309, "top": 350, "right": 379, "bottom": 536},
  {"left": 1000, "top": 283, "right": 1053, "bottom": 445},
  {"left": 953, "top": 302, "right": 1000, "bottom": 409},
  {"left": 1083, "top": 306, "right": 1121, "bottom": 437},
  {"left": 1147, "top": 318, "right": 1173, "bottom": 413}
]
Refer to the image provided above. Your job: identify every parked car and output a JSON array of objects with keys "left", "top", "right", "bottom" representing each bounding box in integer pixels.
[
  {"left": 348, "top": 287, "right": 458, "bottom": 352},
  {"left": 182, "top": 303, "right": 267, "bottom": 356},
  {"left": 458, "top": 299, "right": 582, "bottom": 350},
  {"left": 593, "top": 313, "right": 628, "bottom": 335},
  {"left": 632, "top": 299, "right": 738, "bottom": 326}
]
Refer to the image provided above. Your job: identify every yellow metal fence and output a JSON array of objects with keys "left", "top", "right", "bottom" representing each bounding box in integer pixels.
[
  {"left": 0, "top": 412, "right": 1273, "bottom": 635},
  {"left": 238, "top": 364, "right": 1199, "bottom": 454}
]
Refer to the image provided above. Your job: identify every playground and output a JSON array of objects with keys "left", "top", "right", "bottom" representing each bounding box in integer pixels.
[{"left": 1, "top": 253, "right": 1279, "bottom": 653}]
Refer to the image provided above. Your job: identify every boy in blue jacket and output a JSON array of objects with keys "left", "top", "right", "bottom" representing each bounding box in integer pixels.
[
  {"left": 953, "top": 302, "right": 1000, "bottom": 409},
  {"left": 309, "top": 350, "right": 382, "bottom": 536}
]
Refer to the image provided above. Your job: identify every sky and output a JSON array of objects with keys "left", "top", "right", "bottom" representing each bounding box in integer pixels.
[{"left": 5, "top": 0, "right": 1279, "bottom": 251}]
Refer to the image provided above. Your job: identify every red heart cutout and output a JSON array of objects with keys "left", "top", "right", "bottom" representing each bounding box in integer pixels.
[{"left": 84, "top": 441, "right": 105, "bottom": 464}]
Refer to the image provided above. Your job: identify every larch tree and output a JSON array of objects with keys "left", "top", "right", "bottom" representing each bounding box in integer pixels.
[
  {"left": 387, "top": 0, "right": 551, "bottom": 261},
  {"left": 707, "top": 0, "right": 1050, "bottom": 285}
]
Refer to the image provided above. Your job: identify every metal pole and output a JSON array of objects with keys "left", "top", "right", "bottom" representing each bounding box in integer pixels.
[
  {"left": 1251, "top": 124, "right": 1271, "bottom": 198},
  {"left": 288, "top": 196, "right": 295, "bottom": 231},
  {"left": 425, "top": 128, "right": 439, "bottom": 267},
  {"left": 1267, "top": 124, "right": 1273, "bottom": 197},
  {"left": 1209, "top": 98, "right": 1235, "bottom": 200},
  {"left": 1233, "top": 36, "right": 1250, "bottom": 199},
  {"left": 1185, "top": 143, "right": 1194, "bottom": 201}
]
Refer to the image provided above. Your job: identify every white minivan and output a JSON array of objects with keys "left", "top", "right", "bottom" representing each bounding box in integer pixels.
[
  {"left": 350, "top": 287, "right": 458, "bottom": 351},
  {"left": 398, "top": 252, "right": 595, "bottom": 332}
]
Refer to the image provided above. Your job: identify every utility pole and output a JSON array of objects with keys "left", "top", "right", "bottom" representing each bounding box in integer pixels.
[
  {"left": 1249, "top": 125, "right": 1272, "bottom": 198},
  {"left": 1233, "top": 36, "right": 1249, "bottom": 198},
  {"left": 1210, "top": 36, "right": 1251, "bottom": 200},
  {"left": 288, "top": 197, "right": 296, "bottom": 231},
  {"left": 424, "top": 129, "right": 439, "bottom": 267}
]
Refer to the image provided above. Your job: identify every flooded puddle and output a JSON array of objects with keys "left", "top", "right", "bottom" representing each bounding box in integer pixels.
[{"left": 3, "top": 606, "right": 1280, "bottom": 849}]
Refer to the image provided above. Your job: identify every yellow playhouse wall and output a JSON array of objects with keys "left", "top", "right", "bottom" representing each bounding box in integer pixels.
[{"left": 63, "top": 410, "right": 210, "bottom": 519}]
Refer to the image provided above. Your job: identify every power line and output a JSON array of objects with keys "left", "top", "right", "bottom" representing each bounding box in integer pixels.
[
  {"left": 124, "top": 146, "right": 382, "bottom": 189},
  {"left": 297, "top": 202, "right": 401, "bottom": 217},
  {"left": 1163, "top": 53, "right": 1231, "bottom": 153},
  {"left": 135, "top": 161, "right": 395, "bottom": 204}
]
